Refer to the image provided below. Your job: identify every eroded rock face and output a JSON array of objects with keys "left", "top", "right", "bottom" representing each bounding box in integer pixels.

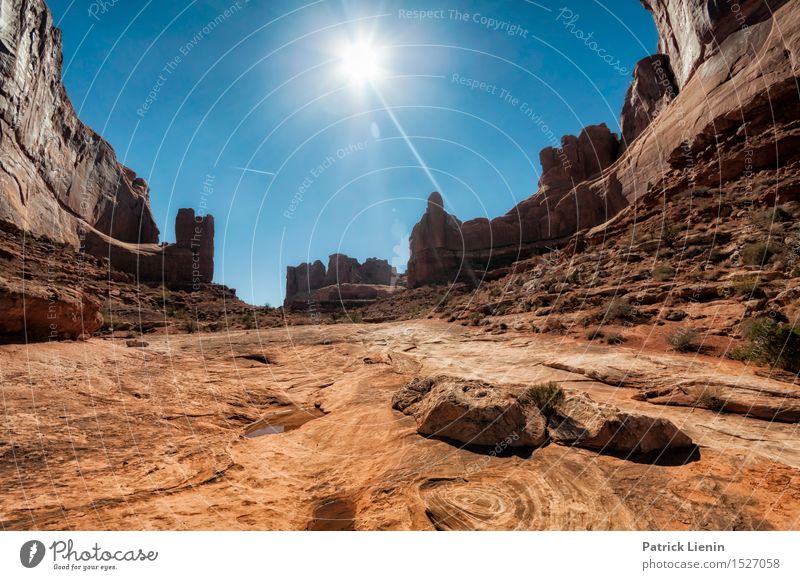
[
  {"left": 538, "top": 124, "right": 620, "bottom": 196},
  {"left": 620, "top": 54, "right": 678, "bottom": 148},
  {"left": 406, "top": 125, "right": 626, "bottom": 287},
  {"left": 0, "top": 289, "right": 103, "bottom": 341},
  {"left": 286, "top": 261, "right": 326, "bottom": 305},
  {"left": 641, "top": 0, "right": 791, "bottom": 89},
  {"left": 549, "top": 393, "right": 693, "bottom": 454},
  {"left": 407, "top": 0, "right": 800, "bottom": 287},
  {"left": 0, "top": 0, "right": 159, "bottom": 246},
  {"left": 392, "top": 376, "right": 547, "bottom": 448}
]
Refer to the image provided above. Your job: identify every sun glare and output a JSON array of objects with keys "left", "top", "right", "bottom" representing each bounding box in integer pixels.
[{"left": 340, "top": 41, "right": 381, "bottom": 84}]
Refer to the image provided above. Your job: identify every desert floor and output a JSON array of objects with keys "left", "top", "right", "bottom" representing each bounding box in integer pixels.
[{"left": 2, "top": 320, "right": 799, "bottom": 530}]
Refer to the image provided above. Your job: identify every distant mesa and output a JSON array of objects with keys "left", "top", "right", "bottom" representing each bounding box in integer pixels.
[{"left": 285, "top": 254, "right": 400, "bottom": 309}]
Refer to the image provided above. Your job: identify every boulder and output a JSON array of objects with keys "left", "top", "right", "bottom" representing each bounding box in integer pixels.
[
  {"left": 549, "top": 393, "right": 693, "bottom": 454},
  {"left": 392, "top": 376, "right": 547, "bottom": 448},
  {"left": 0, "top": 286, "right": 104, "bottom": 341}
]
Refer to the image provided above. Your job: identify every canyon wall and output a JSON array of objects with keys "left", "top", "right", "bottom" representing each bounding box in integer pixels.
[
  {"left": 0, "top": 0, "right": 159, "bottom": 246},
  {"left": 407, "top": 124, "right": 628, "bottom": 287},
  {"left": 84, "top": 208, "right": 214, "bottom": 288},
  {"left": 0, "top": 0, "right": 216, "bottom": 287},
  {"left": 407, "top": 0, "right": 800, "bottom": 287}
]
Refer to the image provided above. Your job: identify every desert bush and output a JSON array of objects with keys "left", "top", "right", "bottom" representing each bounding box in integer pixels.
[
  {"left": 521, "top": 382, "right": 565, "bottom": 416},
  {"left": 729, "top": 275, "right": 761, "bottom": 297},
  {"left": 605, "top": 332, "right": 626, "bottom": 345},
  {"left": 586, "top": 327, "right": 604, "bottom": 340},
  {"left": 690, "top": 187, "right": 714, "bottom": 198},
  {"left": 652, "top": 264, "right": 676, "bottom": 282},
  {"left": 182, "top": 320, "right": 197, "bottom": 334},
  {"left": 751, "top": 206, "right": 793, "bottom": 229},
  {"left": 660, "top": 225, "right": 679, "bottom": 248},
  {"left": 692, "top": 385, "right": 725, "bottom": 411},
  {"left": 668, "top": 328, "right": 703, "bottom": 352},
  {"left": 605, "top": 297, "right": 636, "bottom": 322},
  {"left": 731, "top": 318, "right": 800, "bottom": 373},
  {"left": 741, "top": 241, "right": 777, "bottom": 266}
]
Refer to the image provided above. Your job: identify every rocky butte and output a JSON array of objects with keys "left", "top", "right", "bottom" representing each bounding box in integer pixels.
[
  {"left": 407, "top": 0, "right": 798, "bottom": 287},
  {"left": 285, "top": 254, "right": 398, "bottom": 309}
]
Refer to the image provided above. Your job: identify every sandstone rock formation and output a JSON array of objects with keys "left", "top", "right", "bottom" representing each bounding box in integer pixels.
[
  {"left": 285, "top": 254, "right": 396, "bottom": 306},
  {"left": 285, "top": 260, "right": 326, "bottom": 305},
  {"left": 0, "top": 0, "right": 159, "bottom": 246},
  {"left": 407, "top": 0, "right": 800, "bottom": 287},
  {"left": 641, "top": 0, "right": 791, "bottom": 89},
  {"left": 392, "top": 375, "right": 547, "bottom": 448},
  {"left": 0, "top": 0, "right": 216, "bottom": 296},
  {"left": 407, "top": 125, "right": 627, "bottom": 287},
  {"left": 549, "top": 393, "right": 693, "bottom": 454}
]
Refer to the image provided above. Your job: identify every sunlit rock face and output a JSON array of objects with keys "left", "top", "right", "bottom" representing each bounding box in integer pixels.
[
  {"left": 641, "top": 0, "right": 791, "bottom": 89},
  {"left": 406, "top": 124, "right": 626, "bottom": 288},
  {"left": 0, "top": 0, "right": 159, "bottom": 246},
  {"left": 0, "top": 0, "right": 218, "bottom": 293}
]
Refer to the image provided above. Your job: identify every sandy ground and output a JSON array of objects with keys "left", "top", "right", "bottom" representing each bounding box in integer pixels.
[{"left": 1, "top": 320, "right": 799, "bottom": 530}]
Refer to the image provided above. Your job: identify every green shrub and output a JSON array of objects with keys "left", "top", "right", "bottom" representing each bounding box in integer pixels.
[
  {"left": 693, "top": 385, "right": 725, "bottom": 411},
  {"left": 660, "top": 225, "right": 678, "bottom": 248},
  {"left": 729, "top": 275, "right": 761, "bottom": 297},
  {"left": 605, "top": 298, "right": 636, "bottom": 322},
  {"left": 586, "top": 327, "right": 605, "bottom": 340},
  {"left": 605, "top": 332, "right": 626, "bottom": 345},
  {"left": 732, "top": 318, "right": 800, "bottom": 373},
  {"left": 668, "top": 328, "right": 703, "bottom": 352},
  {"left": 521, "top": 382, "right": 565, "bottom": 416},
  {"left": 652, "top": 264, "right": 676, "bottom": 282},
  {"left": 741, "top": 242, "right": 775, "bottom": 266}
]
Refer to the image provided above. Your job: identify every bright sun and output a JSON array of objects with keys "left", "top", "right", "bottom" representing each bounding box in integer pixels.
[{"left": 340, "top": 42, "right": 380, "bottom": 84}]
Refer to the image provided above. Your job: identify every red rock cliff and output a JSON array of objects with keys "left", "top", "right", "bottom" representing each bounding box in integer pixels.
[
  {"left": 0, "top": 0, "right": 159, "bottom": 245},
  {"left": 407, "top": 0, "right": 800, "bottom": 287}
]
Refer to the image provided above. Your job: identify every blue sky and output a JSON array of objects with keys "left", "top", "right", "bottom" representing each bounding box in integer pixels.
[{"left": 49, "top": 0, "right": 657, "bottom": 306}]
